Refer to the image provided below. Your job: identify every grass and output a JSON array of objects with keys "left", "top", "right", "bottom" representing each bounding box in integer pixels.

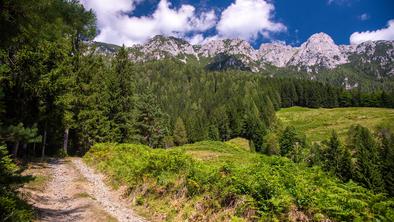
[
  {"left": 83, "top": 142, "right": 394, "bottom": 222},
  {"left": 277, "top": 106, "right": 394, "bottom": 142},
  {"left": 74, "top": 192, "right": 95, "bottom": 200},
  {"left": 22, "top": 162, "right": 52, "bottom": 192},
  {"left": 225, "top": 137, "right": 251, "bottom": 151}
]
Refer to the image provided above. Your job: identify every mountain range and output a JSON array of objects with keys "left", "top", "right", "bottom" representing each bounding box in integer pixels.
[{"left": 92, "top": 33, "right": 394, "bottom": 79}]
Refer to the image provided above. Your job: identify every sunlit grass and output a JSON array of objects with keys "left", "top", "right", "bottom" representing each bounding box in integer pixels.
[{"left": 277, "top": 106, "right": 394, "bottom": 142}]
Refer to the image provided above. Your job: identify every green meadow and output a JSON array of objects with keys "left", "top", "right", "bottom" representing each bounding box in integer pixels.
[{"left": 277, "top": 106, "right": 394, "bottom": 142}]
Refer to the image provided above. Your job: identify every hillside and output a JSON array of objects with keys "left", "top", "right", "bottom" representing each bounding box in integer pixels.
[
  {"left": 277, "top": 107, "right": 394, "bottom": 142},
  {"left": 83, "top": 142, "right": 394, "bottom": 222}
]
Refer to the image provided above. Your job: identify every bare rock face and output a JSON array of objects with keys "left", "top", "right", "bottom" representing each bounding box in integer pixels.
[
  {"left": 129, "top": 35, "right": 198, "bottom": 61},
  {"left": 258, "top": 43, "right": 297, "bottom": 67},
  {"left": 347, "top": 40, "right": 394, "bottom": 77},
  {"left": 92, "top": 32, "right": 393, "bottom": 75},
  {"left": 287, "top": 33, "right": 349, "bottom": 71},
  {"left": 198, "top": 39, "right": 258, "bottom": 60}
]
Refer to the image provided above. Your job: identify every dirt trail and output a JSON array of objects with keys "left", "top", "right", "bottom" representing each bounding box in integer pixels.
[{"left": 21, "top": 158, "right": 145, "bottom": 222}]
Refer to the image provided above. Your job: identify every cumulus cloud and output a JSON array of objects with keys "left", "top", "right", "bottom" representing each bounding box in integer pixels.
[
  {"left": 81, "top": 0, "right": 286, "bottom": 45},
  {"left": 216, "top": 0, "right": 286, "bottom": 41},
  {"left": 350, "top": 19, "right": 394, "bottom": 44},
  {"left": 81, "top": 0, "right": 217, "bottom": 46}
]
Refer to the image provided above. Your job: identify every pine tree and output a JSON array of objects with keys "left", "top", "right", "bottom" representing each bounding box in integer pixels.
[
  {"left": 241, "top": 101, "right": 266, "bottom": 152},
  {"left": 376, "top": 125, "right": 394, "bottom": 196},
  {"left": 347, "top": 125, "right": 385, "bottom": 192},
  {"left": 135, "top": 92, "right": 168, "bottom": 148},
  {"left": 337, "top": 147, "right": 353, "bottom": 182},
  {"left": 279, "top": 126, "right": 298, "bottom": 156},
  {"left": 173, "top": 117, "right": 188, "bottom": 146},
  {"left": 111, "top": 46, "right": 138, "bottom": 143},
  {"left": 323, "top": 131, "right": 341, "bottom": 172}
]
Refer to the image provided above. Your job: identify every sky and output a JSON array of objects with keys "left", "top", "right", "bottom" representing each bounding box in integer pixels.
[{"left": 80, "top": 0, "right": 394, "bottom": 48}]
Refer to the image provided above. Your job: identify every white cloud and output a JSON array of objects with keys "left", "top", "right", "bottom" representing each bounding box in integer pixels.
[
  {"left": 358, "top": 13, "right": 370, "bottom": 21},
  {"left": 350, "top": 19, "right": 394, "bottom": 44},
  {"left": 216, "top": 0, "right": 286, "bottom": 41},
  {"left": 81, "top": 0, "right": 217, "bottom": 46}
]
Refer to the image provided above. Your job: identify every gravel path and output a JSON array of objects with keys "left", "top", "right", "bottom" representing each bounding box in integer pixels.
[
  {"left": 22, "top": 158, "right": 145, "bottom": 222},
  {"left": 71, "top": 158, "right": 145, "bottom": 222}
]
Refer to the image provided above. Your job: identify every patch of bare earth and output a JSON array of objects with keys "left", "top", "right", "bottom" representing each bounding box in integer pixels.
[{"left": 20, "top": 158, "right": 145, "bottom": 222}]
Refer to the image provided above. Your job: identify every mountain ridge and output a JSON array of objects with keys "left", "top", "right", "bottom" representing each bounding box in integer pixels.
[{"left": 91, "top": 33, "right": 394, "bottom": 77}]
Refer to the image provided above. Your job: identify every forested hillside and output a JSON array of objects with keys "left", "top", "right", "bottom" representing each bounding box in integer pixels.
[{"left": 1, "top": 0, "right": 393, "bottom": 221}]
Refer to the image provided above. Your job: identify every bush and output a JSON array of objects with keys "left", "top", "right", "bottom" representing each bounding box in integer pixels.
[
  {"left": 0, "top": 146, "right": 34, "bottom": 221},
  {"left": 84, "top": 142, "right": 394, "bottom": 221}
]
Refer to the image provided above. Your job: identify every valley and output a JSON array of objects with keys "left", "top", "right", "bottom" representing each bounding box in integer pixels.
[{"left": 1, "top": 1, "right": 393, "bottom": 222}]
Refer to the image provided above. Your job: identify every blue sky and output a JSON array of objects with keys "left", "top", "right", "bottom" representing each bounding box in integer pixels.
[{"left": 81, "top": 0, "right": 394, "bottom": 48}]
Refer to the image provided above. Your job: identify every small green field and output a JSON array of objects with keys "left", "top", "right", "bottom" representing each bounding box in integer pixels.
[
  {"left": 277, "top": 106, "right": 394, "bottom": 142},
  {"left": 84, "top": 141, "right": 393, "bottom": 222}
]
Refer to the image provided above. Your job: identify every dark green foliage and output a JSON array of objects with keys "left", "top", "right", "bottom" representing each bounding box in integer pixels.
[
  {"left": 110, "top": 46, "right": 138, "bottom": 143},
  {"left": 279, "top": 126, "right": 298, "bottom": 156},
  {"left": 322, "top": 131, "right": 353, "bottom": 181},
  {"left": 0, "top": 146, "right": 33, "bottom": 221},
  {"left": 322, "top": 131, "right": 341, "bottom": 172},
  {"left": 347, "top": 125, "right": 385, "bottom": 193},
  {"left": 84, "top": 142, "right": 394, "bottom": 221},
  {"left": 135, "top": 92, "right": 168, "bottom": 148},
  {"left": 376, "top": 124, "right": 394, "bottom": 196},
  {"left": 173, "top": 117, "right": 188, "bottom": 146},
  {"left": 205, "top": 54, "right": 251, "bottom": 71},
  {"left": 337, "top": 146, "right": 353, "bottom": 182}
]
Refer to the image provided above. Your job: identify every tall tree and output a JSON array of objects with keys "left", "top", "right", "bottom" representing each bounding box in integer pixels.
[
  {"left": 173, "top": 117, "right": 188, "bottom": 146},
  {"left": 135, "top": 91, "right": 168, "bottom": 148},
  {"left": 347, "top": 125, "right": 384, "bottom": 192},
  {"left": 279, "top": 126, "right": 298, "bottom": 156},
  {"left": 376, "top": 124, "right": 394, "bottom": 196}
]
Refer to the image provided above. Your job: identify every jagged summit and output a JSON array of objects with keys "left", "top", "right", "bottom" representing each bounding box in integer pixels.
[
  {"left": 307, "top": 32, "right": 336, "bottom": 44},
  {"left": 258, "top": 42, "right": 297, "bottom": 67},
  {"left": 130, "top": 35, "right": 197, "bottom": 61},
  {"left": 287, "top": 32, "right": 349, "bottom": 71},
  {"left": 93, "top": 33, "right": 394, "bottom": 76},
  {"left": 198, "top": 39, "right": 258, "bottom": 65}
]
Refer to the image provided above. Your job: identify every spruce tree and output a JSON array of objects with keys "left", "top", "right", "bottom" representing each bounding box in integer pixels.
[
  {"left": 323, "top": 131, "right": 341, "bottom": 172},
  {"left": 135, "top": 91, "right": 168, "bottom": 148},
  {"left": 376, "top": 125, "right": 394, "bottom": 196},
  {"left": 347, "top": 125, "right": 385, "bottom": 192},
  {"left": 337, "top": 147, "right": 353, "bottom": 182},
  {"left": 173, "top": 117, "right": 188, "bottom": 146},
  {"left": 279, "top": 126, "right": 298, "bottom": 156}
]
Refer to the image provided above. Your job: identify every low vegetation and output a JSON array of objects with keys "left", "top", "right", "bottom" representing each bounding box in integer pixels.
[
  {"left": 84, "top": 141, "right": 394, "bottom": 221},
  {"left": 0, "top": 146, "right": 34, "bottom": 221}
]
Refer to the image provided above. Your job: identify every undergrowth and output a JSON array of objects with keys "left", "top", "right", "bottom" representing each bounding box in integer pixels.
[{"left": 84, "top": 142, "right": 394, "bottom": 221}]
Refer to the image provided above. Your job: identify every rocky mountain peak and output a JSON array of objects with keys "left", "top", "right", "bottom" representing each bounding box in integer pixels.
[
  {"left": 93, "top": 33, "right": 394, "bottom": 76},
  {"left": 197, "top": 38, "right": 258, "bottom": 66},
  {"left": 306, "top": 32, "right": 336, "bottom": 45},
  {"left": 288, "top": 32, "right": 349, "bottom": 71},
  {"left": 130, "top": 35, "right": 197, "bottom": 61},
  {"left": 258, "top": 42, "right": 297, "bottom": 67}
]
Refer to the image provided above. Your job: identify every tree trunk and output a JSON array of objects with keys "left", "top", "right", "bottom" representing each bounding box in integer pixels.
[
  {"left": 41, "top": 130, "right": 47, "bottom": 160},
  {"left": 12, "top": 141, "right": 20, "bottom": 158},
  {"left": 63, "top": 128, "right": 69, "bottom": 155},
  {"left": 23, "top": 143, "right": 27, "bottom": 159}
]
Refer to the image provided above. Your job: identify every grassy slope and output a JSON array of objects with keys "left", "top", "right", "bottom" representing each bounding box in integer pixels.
[
  {"left": 84, "top": 141, "right": 393, "bottom": 222},
  {"left": 277, "top": 107, "right": 394, "bottom": 142}
]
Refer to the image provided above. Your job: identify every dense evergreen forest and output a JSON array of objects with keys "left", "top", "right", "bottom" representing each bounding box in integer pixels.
[
  {"left": 2, "top": 0, "right": 394, "bottom": 158},
  {"left": 1, "top": 0, "right": 394, "bottom": 221}
]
